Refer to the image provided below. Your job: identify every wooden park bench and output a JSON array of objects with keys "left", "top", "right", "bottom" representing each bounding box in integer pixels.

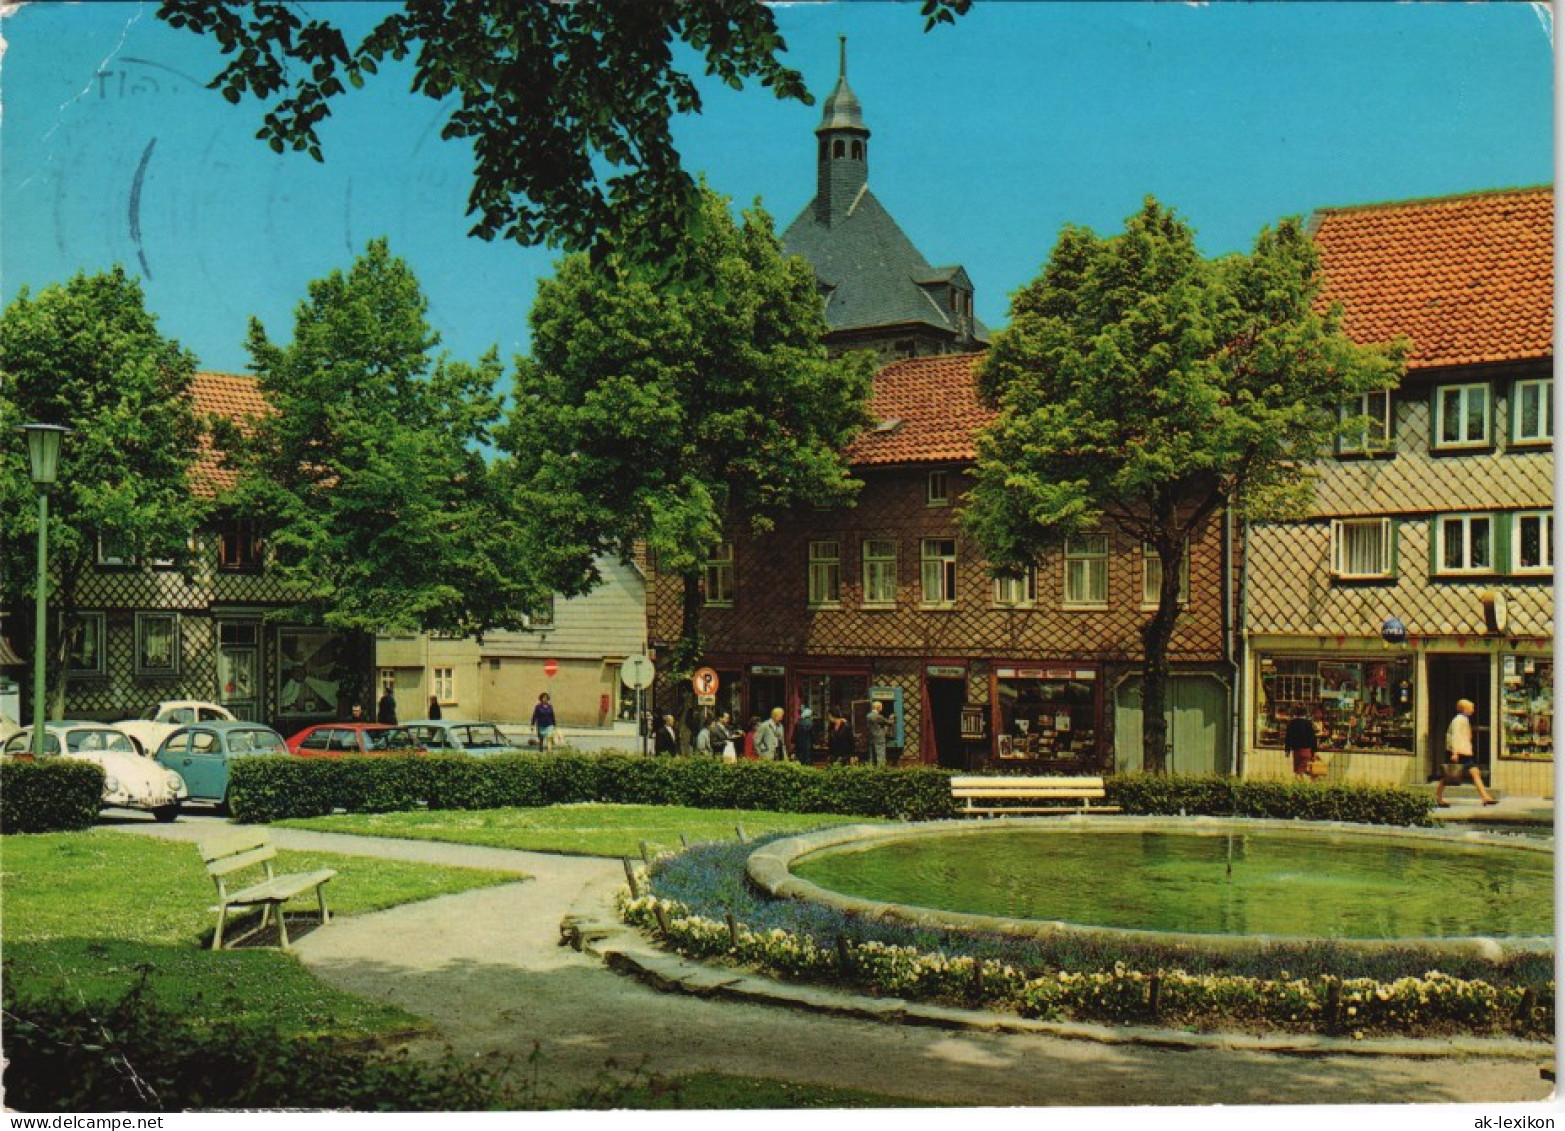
[
  {"left": 200, "top": 829, "right": 337, "bottom": 950},
  {"left": 950, "top": 775, "right": 1120, "bottom": 817}
]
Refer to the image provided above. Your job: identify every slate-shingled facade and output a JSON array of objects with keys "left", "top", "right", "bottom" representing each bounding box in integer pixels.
[
  {"left": 1244, "top": 187, "right": 1554, "bottom": 797},
  {"left": 58, "top": 372, "right": 374, "bottom": 733},
  {"left": 648, "top": 354, "right": 1238, "bottom": 771},
  {"left": 780, "top": 42, "right": 988, "bottom": 362}
]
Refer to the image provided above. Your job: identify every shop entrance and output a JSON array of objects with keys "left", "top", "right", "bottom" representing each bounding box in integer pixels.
[
  {"left": 1428, "top": 656, "right": 1491, "bottom": 783},
  {"left": 926, "top": 677, "right": 967, "bottom": 769},
  {"left": 1115, "top": 674, "right": 1227, "bottom": 776},
  {"left": 748, "top": 673, "right": 786, "bottom": 725}
]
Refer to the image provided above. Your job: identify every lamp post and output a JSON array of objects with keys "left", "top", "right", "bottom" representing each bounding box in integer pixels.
[{"left": 19, "top": 424, "right": 70, "bottom": 758}]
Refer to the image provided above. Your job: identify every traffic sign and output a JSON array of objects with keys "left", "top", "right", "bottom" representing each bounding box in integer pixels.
[
  {"left": 543, "top": 658, "right": 559, "bottom": 678},
  {"left": 621, "top": 654, "right": 655, "bottom": 690},
  {"left": 691, "top": 667, "right": 720, "bottom": 697}
]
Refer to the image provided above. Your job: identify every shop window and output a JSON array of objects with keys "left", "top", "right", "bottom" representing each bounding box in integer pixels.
[
  {"left": 995, "top": 667, "right": 1097, "bottom": 761},
  {"left": 703, "top": 542, "right": 734, "bottom": 607},
  {"left": 1339, "top": 389, "right": 1394, "bottom": 455},
  {"left": 993, "top": 567, "right": 1037, "bottom": 607},
  {"left": 927, "top": 470, "right": 950, "bottom": 506},
  {"left": 1512, "top": 378, "right": 1553, "bottom": 444},
  {"left": 134, "top": 613, "right": 179, "bottom": 677},
  {"left": 920, "top": 539, "right": 957, "bottom": 606},
  {"left": 1141, "top": 542, "right": 1190, "bottom": 605},
  {"left": 1514, "top": 511, "right": 1553, "bottom": 573},
  {"left": 862, "top": 539, "right": 897, "bottom": 606},
  {"left": 1433, "top": 383, "right": 1490, "bottom": 449},
  {"left": 807, "top": 540, "right": 841, "bottom": 606},
  {"left": 1330, "top": 518, "right": 1394, "bottom": 579},
  {"left": 1063, "top": 534, "right": 1109, "bottom": 606},
  {"left": 1256, "top": 655, "right": 1414, "bottom": 753},
  {"left": 1435, "top": 514, "right": 1493, "bottom": 574},
  {"left": 1500, "top": 654, "right": 1553, "bottom": 760},
  {"left": 68, "top": 612, "right": 105, "bottom": 676}
]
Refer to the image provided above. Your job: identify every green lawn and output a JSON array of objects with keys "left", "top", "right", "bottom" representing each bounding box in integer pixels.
[
  {"left": 276, "top": 803, "right": 884, "bottom": 857},
  {"left": 2, "top": 830, "right": 518, "bottom": 1038}
]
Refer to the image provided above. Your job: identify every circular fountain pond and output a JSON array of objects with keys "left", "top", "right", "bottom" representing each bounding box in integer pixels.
[{"left": 747, "top": 818, "right": 1553, "bottom": 956}]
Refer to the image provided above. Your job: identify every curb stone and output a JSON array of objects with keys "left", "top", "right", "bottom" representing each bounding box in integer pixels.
[{"left": 578, "top": 916, "right": 1554, "bottom": 1062}]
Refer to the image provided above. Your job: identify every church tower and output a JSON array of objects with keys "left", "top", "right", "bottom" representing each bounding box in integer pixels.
[{"left": 782, "top": 40, "right": 987, "bottom": 361}]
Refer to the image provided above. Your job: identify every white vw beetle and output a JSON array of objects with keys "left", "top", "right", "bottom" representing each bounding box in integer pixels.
[
  {"left": 115, "top": 700, "right": 237, "bottom": 755},
  {"left": 4, "top": 722, "right": 189, "bottom": 822}
]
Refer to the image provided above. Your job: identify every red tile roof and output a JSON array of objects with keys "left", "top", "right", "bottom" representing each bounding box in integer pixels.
[
  {"left": 1311, "top": 186, "right": 1553, "bottom": 371},
  {"left": 845, "top": 352, "right": 995, "bottom": 467},
  {"left": 189, "top": 371, "right": 269, "bottom": 497}
]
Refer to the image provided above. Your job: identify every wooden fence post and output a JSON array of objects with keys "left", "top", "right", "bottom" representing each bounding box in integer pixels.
[{"left": 621, "top": 856, "right": 640, "bottom": 898}]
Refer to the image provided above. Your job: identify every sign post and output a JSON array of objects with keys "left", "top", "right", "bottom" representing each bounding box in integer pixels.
[{"left": 621, "top": 654, "right": 655, "bottom": 756}]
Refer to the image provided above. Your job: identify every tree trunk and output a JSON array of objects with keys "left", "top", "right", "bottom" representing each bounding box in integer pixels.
[
  {"left": 676, "top": 571, "right": 704, "bottom": 678},
  {"left": 1139, "top": 539, "right": 1185, "bottom": 775}
]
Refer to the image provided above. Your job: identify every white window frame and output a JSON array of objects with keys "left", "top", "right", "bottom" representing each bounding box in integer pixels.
[
  {"left": 1063, "top": 534, "right": 1110, "bottom": 607},
  {"left": 702, "top": 542, "right": 734, "bottom": 607},
  {"left": 993, "top": 567, "right": 1037, "bottom": 607},
  {"left": 926, "top": 470, "right": 950, "bottom": 506},
  {"left": 97, "top": 533, "right": 133, "bottom": 567},
  {"left": 1329, "top": 519, "right": 1394, "bottom": 580},
  {"left": 134, "top": 612, "right": 180, "bottom": 677},
  {"left": 920, "top": 538, "right": 958, "bottom": 607},
  {"left": 431, "top": 667, "right": 455, "bottom": 704},
  {"left": 1434, "top": 383, "right": 1491, "bottom": 449},
  {"left": 1141, "top": 542, "right": 1192, "bottom": 605},
  {"left": 1339, "top": 389, "right": 1393, "bottom": 454},
  {"left": 807, "top": 540, "right": 841, "bottom": 606},
  {"left": 862, "top": 539, "right": 898, "bottom": 607},
  {"left": 1512, "top": 378, "right": 1554, "bottom": 444},
  {"left": 1514, "top": 511, "right": 1554, "bottom": 574},
  {"left": 1436, "top": 513, "right": 1494, "bottom": 575}
]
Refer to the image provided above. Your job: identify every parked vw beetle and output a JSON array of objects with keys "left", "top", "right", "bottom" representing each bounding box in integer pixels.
[
  {"left": 404, "top": 719, "right": 520, "bottom": 755},
  {"left": 3, "top": 722, "right": 188, "bottom": 822},
  {"left": 154, "top": 721, "right": 290, "bottom": 811},
  {"left": 115, "top": 700, "right": 237, "bottom": 755}
]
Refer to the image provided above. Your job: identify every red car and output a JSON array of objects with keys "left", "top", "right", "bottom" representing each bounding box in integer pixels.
[{"left": 284, "top": 723, "right": 426, "bottom": 758}]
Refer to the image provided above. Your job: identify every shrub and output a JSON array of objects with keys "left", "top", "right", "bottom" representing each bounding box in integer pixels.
[
  {"left": 1105, "top": 774, "right": 1434, "bottom": 827},
  {"left": 0, "top": 759, "right": 104, "bottom": 834}
]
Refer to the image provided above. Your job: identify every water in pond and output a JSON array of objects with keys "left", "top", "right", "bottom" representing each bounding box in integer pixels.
[{"left": 792, "top": 829, "right": 1553, "bottom": 939}]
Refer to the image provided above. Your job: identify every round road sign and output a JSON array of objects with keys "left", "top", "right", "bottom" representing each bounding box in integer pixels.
[
  {"left": 691, "top": 667, "right": 720, "bottom": 697},
  {"left": 543, "top": 658, "right": 559, "bottom": 678},
  {"left": 620, "top": 654, "right": 655, "bottom": 690}
]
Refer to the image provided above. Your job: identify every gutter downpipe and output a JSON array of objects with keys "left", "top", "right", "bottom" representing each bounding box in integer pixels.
[{"left": 1229, "top": 511, "right": 1250, "bottom": 779}]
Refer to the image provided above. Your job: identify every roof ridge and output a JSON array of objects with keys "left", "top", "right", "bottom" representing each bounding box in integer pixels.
[{"left": 1311, "top": 184, "right": 1551, "bottom": 218}]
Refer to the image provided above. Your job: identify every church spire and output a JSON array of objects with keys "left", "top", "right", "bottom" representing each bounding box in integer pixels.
[{"left": 813, "top": 36, "right": 870, "bottom": 225}]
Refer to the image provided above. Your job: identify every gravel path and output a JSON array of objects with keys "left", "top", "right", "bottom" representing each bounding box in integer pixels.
[{"left": 113, "top": 817, "right": 1555, "bottom": 1108}]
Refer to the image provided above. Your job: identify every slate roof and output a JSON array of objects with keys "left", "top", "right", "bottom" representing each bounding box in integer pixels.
[
  {"left": 845, "top": 353, "right": 994, "bottom": 467},
  {"left": 189, "top": 371, "right": 269, "bottom": 498},
  {"left": 1311, "top": 187, "right": 1553, "bottom": 371}
]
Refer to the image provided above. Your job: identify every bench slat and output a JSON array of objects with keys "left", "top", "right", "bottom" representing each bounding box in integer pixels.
[
  {"left": 206, "top": 846, "right": 278, "bottom": 878},
  {"left": 950, "top": 776, "right": 1105, "bottom": 788},
  {"left": 228, "top": 869, "right": 338, "bottom": 907}
]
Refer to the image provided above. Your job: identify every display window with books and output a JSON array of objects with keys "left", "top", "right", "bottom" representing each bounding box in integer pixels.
[
  {"left": 1500, "top": 654, "right": 1552, "bottom": 760},
  {"left": 1256, "top": 655, "right": 1415, "bottom": 754}
]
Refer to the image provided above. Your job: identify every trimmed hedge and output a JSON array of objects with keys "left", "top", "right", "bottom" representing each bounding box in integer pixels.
[
  {"left": 228, "top": 753, "right": 957, "bottom": 823},
  {"left": 228, "top": 755, "right": 1435, "bottom": 828},
  {"left": 0, "top": 759, "right": 105, "bottom": 834}
]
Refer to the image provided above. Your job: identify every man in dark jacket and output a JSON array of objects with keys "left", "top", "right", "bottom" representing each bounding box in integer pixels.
[
  {"left": 1284, "top": 708, "right": 1316, "bottom": 778},
  {"left": 377, "top": 683, "right": 398, "bottom": 725},
  {"left": 654, "top": 714, "right": 680, "bottom": 756}
]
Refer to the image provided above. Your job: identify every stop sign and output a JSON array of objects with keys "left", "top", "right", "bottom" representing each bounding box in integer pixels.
[{"left": 543, "top": 658, "right": 559, "bottom": 678}]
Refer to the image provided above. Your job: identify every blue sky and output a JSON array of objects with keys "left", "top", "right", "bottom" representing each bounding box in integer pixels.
[{"left": 2, "top": 2, "right": 1554, "bottom": 379}]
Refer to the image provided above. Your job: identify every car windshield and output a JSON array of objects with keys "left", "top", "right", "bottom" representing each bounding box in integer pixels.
[
  {"left": 229, "top": 729, "right": 288, "bottom": 755},
  {"left": 459, "top": 725, "right": 508, "bottom": 747},
  {"left": 68, "top": 729, "right": 136, "bottom": 753},
  {"left": 409, "top": 725, "right": 450, "bottom": 749},
  {"left": 366, "top": 727, "right": 418, "bottom": 752}
]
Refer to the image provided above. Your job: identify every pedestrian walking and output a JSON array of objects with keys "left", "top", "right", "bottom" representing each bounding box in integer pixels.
[
  {"left": 826, "top": 708, "right": 854, "bottom": 764},
  {"left": 864, "top": 700, "right": 891, "bottom": 766},
  {"left": 742, "top": 716, "right": 761, "bottom": 760},
  {"left": 755, "top": 707, "right": 786, "bottom": 761},
  {"left": 427, "top": 695, "right": 442, "bottom": 721},
  {"left": 694, "top": 716, "right": 712, "bottom": 755},
  {"left": 377, "top": 683, "right": 398, "bottom": 725},
  {"left": 710, "top": 711, "right": 734, "bottom": 761},
  {"left": 794, "top": 705, "right": 816, "bottom": 764},
  {"left": 654, "top": 713, "right": 680, "bottom": 756},
  {"left": 532, "top": 692, "right": 557, "bottom": 752},
  {"left": 1436, "top": 698, "right": 1496, "bottom": 807},
  {"left": 1284, "top": 707, "right": 1317, "bottom": 779}
]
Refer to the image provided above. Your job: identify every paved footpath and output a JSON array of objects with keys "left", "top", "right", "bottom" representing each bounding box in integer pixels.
[{"left": 116, "top": 817, "right": 1556, "bottom": 1108}]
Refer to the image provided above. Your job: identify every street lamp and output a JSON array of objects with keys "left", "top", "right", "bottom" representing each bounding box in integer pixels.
[{"left": 19, "top": 423, "right": 70, "bottom": 758}]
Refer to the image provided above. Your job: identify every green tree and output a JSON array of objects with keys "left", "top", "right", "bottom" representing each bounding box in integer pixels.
[
  {"left": 156, "top": 0, "right": 970, "bottom": 261},
  {"left": 0, "top": 268, "right": 207, "bottom": 716},
  {"left": 963, "top": 199, "right": 1404, "bottom": 773},
  {"left": 228, "top": 238, "right": 546, "bottom": 639},
  {"left": 499, "top": 186, "right": 876, "bottom": 672}
]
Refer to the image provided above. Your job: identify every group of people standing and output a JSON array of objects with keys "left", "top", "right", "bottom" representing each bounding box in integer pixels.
[{"left": 667, "top": 700, "right": 894, "bottom": 765}]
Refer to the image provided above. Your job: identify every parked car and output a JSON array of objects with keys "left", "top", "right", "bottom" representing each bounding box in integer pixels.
[
  {"left": 154, "top": 721, "right": 290, "bottom": 810},
  {"left": 3, "top": 722, "right": 188, "bottom": 821},
  {"left": 404, "top": 719, "right": 520, "bottom": 755},
  {"left": 116, "top": 700, "right": 237, "bottom": 755},
  {"left": 284, "top": 723, "right": 426, "bottom": 757}
]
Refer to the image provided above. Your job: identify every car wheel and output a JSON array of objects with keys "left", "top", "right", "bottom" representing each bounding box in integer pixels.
[
  {"left": 217, "top": 790, "right": 233, "bottom": 817},
  {"left": 151, "top": 804, "right": 180, "bottom": 823}
]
